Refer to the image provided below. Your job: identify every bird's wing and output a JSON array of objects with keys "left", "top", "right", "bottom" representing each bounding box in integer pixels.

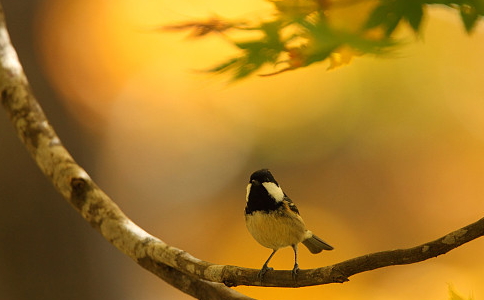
[{"left": 283, "top": 194, "right": 300, "bottom": 215}]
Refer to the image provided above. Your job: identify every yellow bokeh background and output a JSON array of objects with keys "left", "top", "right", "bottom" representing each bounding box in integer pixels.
[{"left": 16, "top": 0, "right": 484, "bottom": 299}]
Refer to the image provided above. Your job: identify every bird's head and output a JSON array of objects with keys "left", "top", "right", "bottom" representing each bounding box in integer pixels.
[{"left": 246, "top": 169, "right": 284, "bottom": 206}]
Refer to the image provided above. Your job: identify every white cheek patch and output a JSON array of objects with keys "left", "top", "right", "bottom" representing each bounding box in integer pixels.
[
  {"left": 246, "top": 183, "right": 252, "bottom": 202},
  {"left": 262, "top": 182, "right": 284, "bottom": 202}
]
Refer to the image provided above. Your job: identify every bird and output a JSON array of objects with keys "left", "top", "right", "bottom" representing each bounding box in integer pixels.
[{"left": 244, "top": 169, "right": 333, "bottom": 280}]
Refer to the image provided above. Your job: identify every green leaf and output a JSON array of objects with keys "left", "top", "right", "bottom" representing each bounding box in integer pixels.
[
  {"left": 365, "top": 0, "right": 425, "bottom": 35},
  {"left": 295, "top": 18, "right": 341, "bottom": 66},
  {"left": 209, "top": 20, "right": 287, "bottom": 79},
  {"left": 459, "top": 1, "right": 480, "bottom": 33},
  {"left": 435, "top": 0, "right": 484, "bottom": 33},
  {"left": 404, "top": 1, "right": 425, "bottom": 32},
  {"left": 165, "top": 0, "right": 484, "bottom": 79},
  {"left": 365, "top": 1, "right": 402, "bottom": 35}
]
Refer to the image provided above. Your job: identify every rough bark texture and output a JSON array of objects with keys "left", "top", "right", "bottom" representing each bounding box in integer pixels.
[{"left": 1, "top": 2, "right": 483, "bottom": 299}]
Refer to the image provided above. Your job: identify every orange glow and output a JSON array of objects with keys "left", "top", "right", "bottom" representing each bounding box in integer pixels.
[
  {"left": 33, "top": 1, "right": 484, "bottom": 299},
  {"left": 35, "top": 0, "right": 271, "bottom": 117}
]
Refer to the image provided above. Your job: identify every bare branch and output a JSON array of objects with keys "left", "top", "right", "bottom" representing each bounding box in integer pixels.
[
  {"left": 1, "top": 2, "right": 483, "bottom": 298},
  {"left": 218, "top": 217, "right": 484, "bottom": 287}
]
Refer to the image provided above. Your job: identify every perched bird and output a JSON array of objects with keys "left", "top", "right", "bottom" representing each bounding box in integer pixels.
[{"left": 245, "top": 169, "right": 333, "bottom": 279}]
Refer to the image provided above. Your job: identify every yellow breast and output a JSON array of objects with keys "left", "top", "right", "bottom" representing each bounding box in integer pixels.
[{"left": 245, "top": 209, "right": 307, "bottom": 250}]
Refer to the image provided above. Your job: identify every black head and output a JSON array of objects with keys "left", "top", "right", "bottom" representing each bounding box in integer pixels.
[
  {"left": 249, "top": 169, "right": 279, "bottom": 186},
  {"left": 245, "top": 169, "right": 283, "bottom": 214}
]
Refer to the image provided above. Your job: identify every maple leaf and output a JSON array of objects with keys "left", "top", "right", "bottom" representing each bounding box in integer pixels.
[{"left": 161, "top": 0, "right": 484, "bottom": 80}]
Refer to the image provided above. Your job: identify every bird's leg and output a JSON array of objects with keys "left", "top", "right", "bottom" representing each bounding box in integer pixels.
[
  {"left": 258, "top": 249, "right": 277, "bottom": 281},
  {"left": 291, "top": 244, "right": 299, "bottom": 280}
]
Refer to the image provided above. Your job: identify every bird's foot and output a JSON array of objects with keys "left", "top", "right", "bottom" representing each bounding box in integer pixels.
[
  {"left": 258, "top": 265, "right": 273, "bottom": 282},
  {"left": 291, "top": 263, "right": 299, "bottom": 281}
]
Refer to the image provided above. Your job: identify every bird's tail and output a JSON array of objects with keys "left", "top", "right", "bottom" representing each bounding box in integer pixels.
[{"left": 302, "top": 232, "right": 333, "bottom": 254}]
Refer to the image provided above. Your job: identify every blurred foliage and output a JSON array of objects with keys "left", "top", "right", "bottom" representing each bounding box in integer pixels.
[{"left": 163, "top": 0, "right": 484, "bottom": 79}]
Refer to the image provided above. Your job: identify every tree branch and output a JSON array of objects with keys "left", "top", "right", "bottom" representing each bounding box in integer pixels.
[
  {"left": 218, "top": 217, "right": 484, "bottom": 287},
  {"left": 0, "top": 4, "right": 252, "bottom": 300},
  {"left": 1, "top": 2, "right": 483, "bottom": 299}
]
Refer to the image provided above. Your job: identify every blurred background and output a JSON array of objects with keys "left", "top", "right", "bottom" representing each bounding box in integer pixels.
[{"left": 1, "top": 0, "right": 484, "bottom": 300}]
